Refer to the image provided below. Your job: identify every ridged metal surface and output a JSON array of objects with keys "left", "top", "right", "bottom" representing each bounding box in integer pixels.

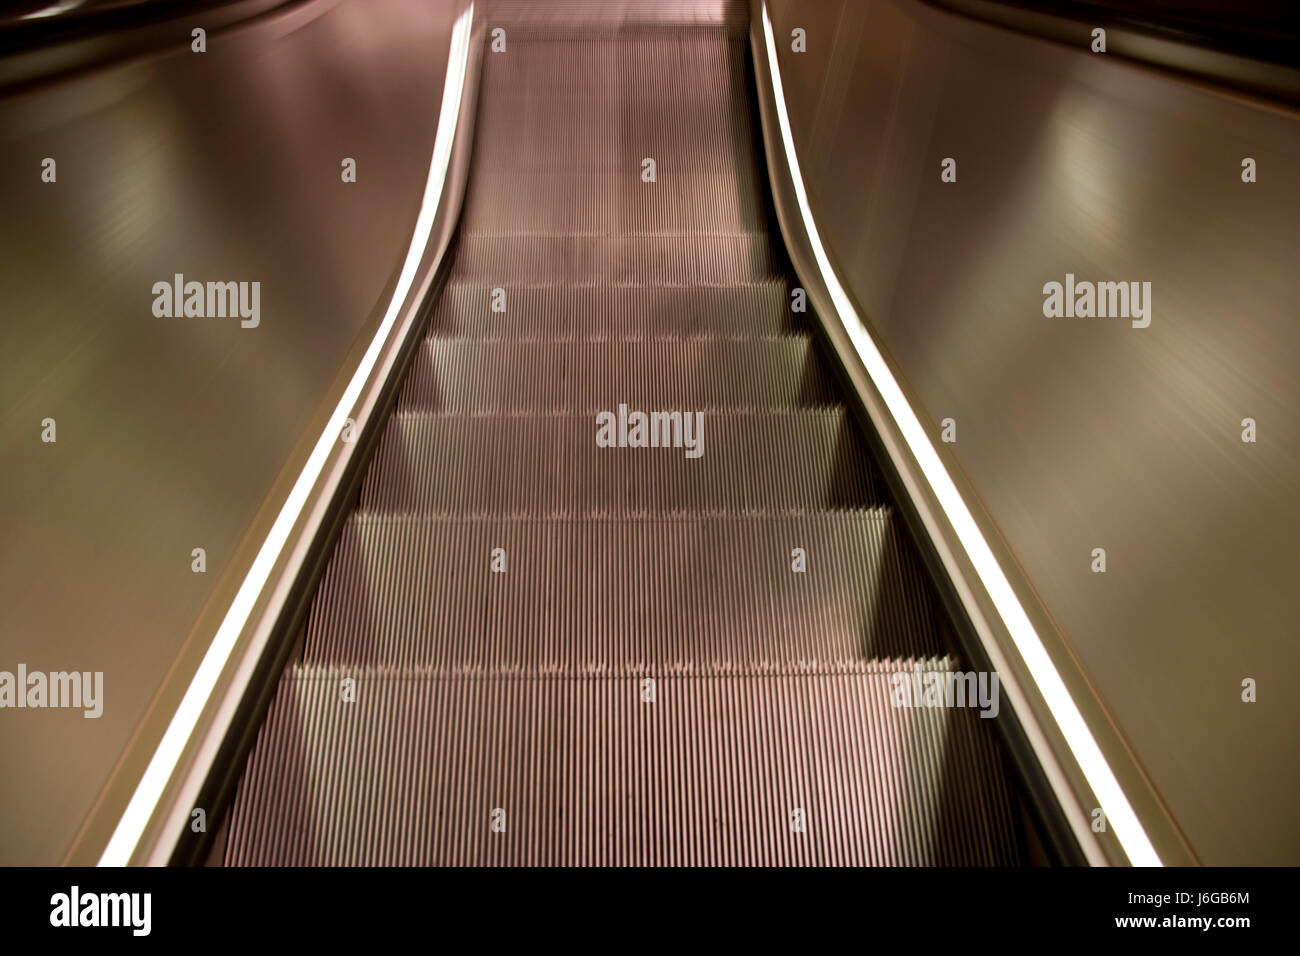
[
  {"left": 304, "top": 512, "right": 943, "bottom": 669},
  {"left": 226, "top": 663, "right": 1018, "bottom": 866},
  {"left": 400, "top": 338, "right": 834, "bottom": 413},
  {"left": 481, "top": 1, "right": 750, "bottom": 35},
  {"left": 428, "top": 282, "right": 800, "bottom": 339},
  {"left": 226, "top": 10, "right": 1023, "bottom": 866},
  {"left": 360, "top": 410, "right": 878, "bottom": 515},
  {"left": 464, "top": 31, "right": 764, "bottom": 234},
  {"left": 451, "top": 234, "right": 779, "bottom": 285}
]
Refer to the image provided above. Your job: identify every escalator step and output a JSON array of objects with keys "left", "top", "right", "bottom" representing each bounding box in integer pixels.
[
  {"left": 462, "top": 163, "right": 769, "bottom": 235},
  {"left": 224, "top": 662, "right": 1020, "bottom": 866},
  {"left": 427, "top": 281, "right": 801, "bottom": 339},
  {"left": 450, "top": 233, "right": 780, "bottom": 286},
  {"left": 465, "top": 39, "right": 769, "bottom": 233},
  {"left": 303, "top": 511, "right": 943, "bottom": 668},
  {"left": 359, "top": 409, "right": 880, "bottom": 514},
  {"left": 400, "top": 338, "right": 834, "bottom": 413},
  {"left": 222, "top": 9, "right": 1028, "bottom": 870},
  {"left": 481, "top": 1, "right": 749, "bottom": 34}
]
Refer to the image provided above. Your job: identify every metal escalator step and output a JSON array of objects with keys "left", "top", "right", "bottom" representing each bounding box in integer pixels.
[
  {"left": 303, "top": 511, "right": 944, "bottom": 669},
  {"left": 463, "top": 27, "right": 766, "bottom": 234},
  {"left": 460, "top": 169, "right": 768, "bottom": 236},
  {"left": 471, "top": 34, "right": 755, "bottom": 158},
  {"left": 358, "top": 409, "right": 879, "bottom": 515},
  {"left": 399, "top": 338, "right": 833, "bottom": 414},
  {"left": 427, "top": 281, "right": 801, "bottom": 339},
  {"left": 221, "top": 7, "right": 1029, "bottom": 870},
  {"left": 479, "top": 35, "right": 747, "bottom": 103},
  {"left": 224, "top": 662, "right": 1021, "bottom": 866},
  {"left": 483, "top": 0, "right": 749, "bottom": 33},
  {"left": 449, "top": 233, "right": 780, "bottom": 286}
]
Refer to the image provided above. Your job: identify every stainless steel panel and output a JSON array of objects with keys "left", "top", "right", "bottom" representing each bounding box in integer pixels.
[
  {"left": 767, "top": 0, "right": 1300, "bottom": 864},
  {"left": 0, "top": 0, "right": 461, "bottom": 863}
]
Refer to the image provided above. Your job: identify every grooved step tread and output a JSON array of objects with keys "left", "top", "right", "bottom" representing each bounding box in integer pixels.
[
  {"left": 483, "top": 1, "right": 749, "bottom": 33},
  {"left": 224, "top": 662, "right": 1021, "bottom": 867},
  {"left": 427, "top": 282, "right": 802, "bottom": 339},
  {"left": 461, "top": 171, "right": 769, "bottom": 236},
  {"left": 225, "top": 16, "right": 1026, "bottom": 869},
  {"left": 465, "top": 28, "right": 764, "bottom": 234},
  {"left": 399, "top": 338, "right": 834, "bottom": 413},
  {"left": 304, "top": 510, "right": 943, "bottom": 669},
  {"left": 360, "top": 409, "right": 880, "bottom": 514},
  {"left": 448, "top": 233, "right": 780, "bottom": 285}
]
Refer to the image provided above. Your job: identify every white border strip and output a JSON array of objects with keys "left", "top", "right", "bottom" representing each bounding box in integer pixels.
[
  {"left": 98, "top": 1, "right": 475, "bottom": 867},
  {"left": 759, "top": 2, "right": 1159, "bottom": 867}
]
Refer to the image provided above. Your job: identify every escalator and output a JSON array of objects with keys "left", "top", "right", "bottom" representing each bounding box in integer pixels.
[{"left": 221, "top": 4, "right": 1026, "bottom": 866}]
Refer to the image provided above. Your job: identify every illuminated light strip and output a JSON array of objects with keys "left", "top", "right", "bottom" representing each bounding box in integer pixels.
[
  {"left": 759, "top": 3, "right": 1160, "bottom": 867},
  {"left": 98, "top": 1, "right": 476, "bottom": 867},
  {"left": 20, "top": 0, "right": 86, "bottom": 20}
]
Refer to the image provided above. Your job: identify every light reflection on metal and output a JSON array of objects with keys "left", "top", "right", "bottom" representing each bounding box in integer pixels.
[
  {"left": 96, "top": 0, "right": 476, "bottom": 868},
  {"left": 758, "top": 0, "right": 1162, "bottom": 868},
  {"left": 20, "top": 0, "right": 87, "bottom": 20}
]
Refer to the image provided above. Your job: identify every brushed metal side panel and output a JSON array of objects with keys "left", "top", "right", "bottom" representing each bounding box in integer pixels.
[
  {"left": 0, "top": 0, "right": 460, "bottom": 863},
  {"left": 766, "top": 0, "right": 1299, "bottom": 864}
]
